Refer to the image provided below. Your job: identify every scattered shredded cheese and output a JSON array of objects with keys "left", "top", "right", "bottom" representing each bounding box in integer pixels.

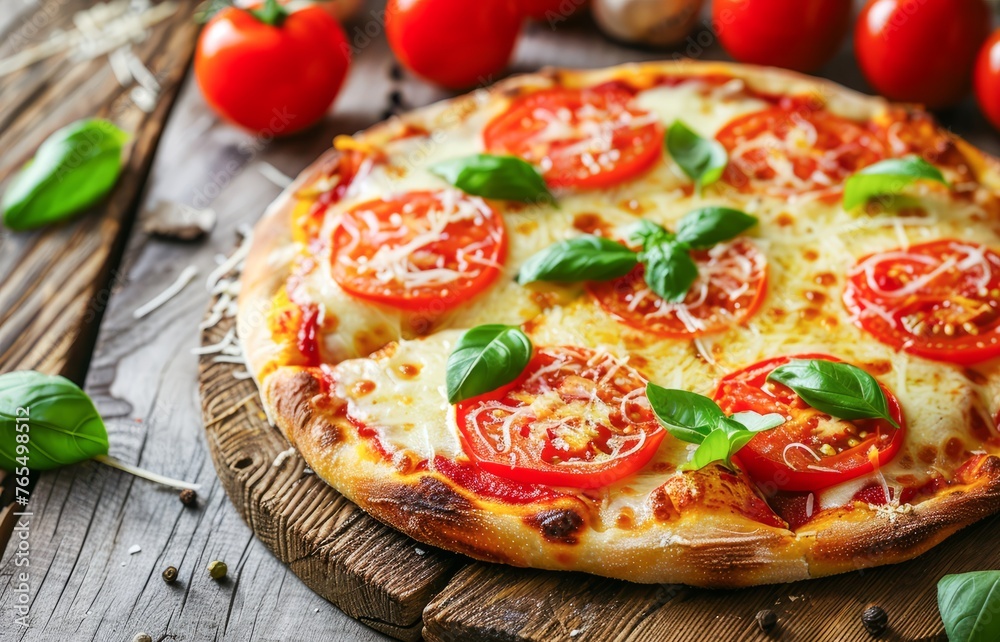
[
  {"left": 257, "top": 162, "right": 294, "bottom": 188},
  {"left": 132, "top": 265, "right": 198, "bottom": 319}
]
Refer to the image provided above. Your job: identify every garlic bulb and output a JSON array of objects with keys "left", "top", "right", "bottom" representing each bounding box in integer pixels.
[{"left": 593, "top": 0, "right": 705, "bottom": 48}]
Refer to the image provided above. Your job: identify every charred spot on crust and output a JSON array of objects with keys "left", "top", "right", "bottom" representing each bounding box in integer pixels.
[
  {"left": 524, "top": 508, "right": 585, "bottom": 544},
  {"left": 376, "top": 476, "right": 473, "bottom": 519}
]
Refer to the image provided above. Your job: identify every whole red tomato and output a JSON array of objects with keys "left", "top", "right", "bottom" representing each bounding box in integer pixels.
[
  {"left": 195, "top": 2, "right": 350, "bottom": 135},
  {"left": 713, "top": 0, "right": 851, "bottom": 72},
  {"left": 975, "top": 30, "right": 1000, "bottom": 130},
  {"left": 386, "top": 0, "right": 523, "bottom": 89},
  {"left": 855, "top": 0, "right": 991, "bottom": 109}
]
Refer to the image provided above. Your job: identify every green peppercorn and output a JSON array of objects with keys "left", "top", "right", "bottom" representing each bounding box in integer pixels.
[{"left": 207, "top": 560, "right": 228, "bottom": 580}]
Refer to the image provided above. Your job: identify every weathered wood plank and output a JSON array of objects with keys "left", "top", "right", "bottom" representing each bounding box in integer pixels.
[
  {"left": 200, "top": 310, "right": 459, "bottom": 640},
  {"left": 4, "top": 1, "right": 1000, "bottom": 640},
  {"left": 0, "top": 10, "right": 412, "bottom": 636},
  {"left": 0, "top": 0, "right": 200, "bottom": 383},
  {"left": 424, "top": 510, "right": 1000, "bottom": 642}
]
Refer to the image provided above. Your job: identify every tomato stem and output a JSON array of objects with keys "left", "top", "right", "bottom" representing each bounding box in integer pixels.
[{"left": 249, "top": 0, "right": 288, "bottom": 26}]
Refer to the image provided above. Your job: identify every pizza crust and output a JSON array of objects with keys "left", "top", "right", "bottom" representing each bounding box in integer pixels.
[{"left": 238, "top": 60, "right": 1000, "bottom": 587}]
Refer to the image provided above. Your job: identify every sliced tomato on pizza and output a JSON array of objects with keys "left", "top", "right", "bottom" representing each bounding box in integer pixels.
[
  {"left": 330, "top": 190, "right": 507, "bottom": 312},
  {"left": 483, "top": 85, "right": 664, "bottom": 190},
  {"left": 844, "top": 240, "right": 1000, "bottom": 365}
]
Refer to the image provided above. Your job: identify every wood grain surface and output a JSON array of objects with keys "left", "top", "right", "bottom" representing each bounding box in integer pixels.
[
  {"left": 2, "top": 0, "right": 1000, "bottom": 640},
  {"left": 0, "top": 18, "right": 404, "bottom": 639},
  {"left": 199, "top": 310, "right": 459, "bottom": 640},
  {"left": 0, "top": 0, "right": 201, "bottom": 382}
]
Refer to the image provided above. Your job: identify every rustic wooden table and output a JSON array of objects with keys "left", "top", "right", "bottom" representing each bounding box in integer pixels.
[{"left": 2, "top": 1, "right": 999, "bottom": 640}]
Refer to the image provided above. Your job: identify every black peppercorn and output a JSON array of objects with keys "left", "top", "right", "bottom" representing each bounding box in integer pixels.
[
  {"left": 861, "top": 605, "right": 888, "bottom": 636},
  {"left": 389, "top": 90, "right": 403, "bottom": 106},
  {"left": 755, "top": 609, "right": 777, "bottom": 632},
  {"left": 162, "top": 566, "right": 178, "bottom": 583},
  {"left": 179, "top": 488, "right": 197, "bottom": 507},
  {"left": 389, "top": 64, "right": 404, "bottom": 81}
]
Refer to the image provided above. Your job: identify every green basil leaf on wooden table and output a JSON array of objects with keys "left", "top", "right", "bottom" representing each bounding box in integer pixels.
[
  {"left": 842, "top": 156, "right": 949, "bottom": 210},
  {"left": 666, "top": 120, "right": 728, "bottom": 193},
  {"left": 2, "top": 119, "right": 130, "bottom": 231},
  {"left": 517, "top": 235, "right": 638, "bottom": 284},
  {"left": 0, "top": 370, "right": 109, "bottom": 471},
  {"left": 938, "top": 571, "right": 1000, "bottom": 642},
  {"left": 767, "top": 359, "right": 899, "bottom": 428},
  {"left": 446, "top": 324, "right": 533, "bottom": 403},
  {"left": 675, "top": 206, "right": 758, "bottom": 250},
  {"left": 430, "top": 153, "right": 554, "bottom": 204},
  {"left": 640, "top": 239, "right": 698, "bottom": 303}
]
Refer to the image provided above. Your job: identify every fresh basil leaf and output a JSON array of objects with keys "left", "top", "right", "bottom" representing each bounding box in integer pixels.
[
  {"left": 675, "top": 207, "right": 758, "bottom": 250},
  {"left": 718, "top": 417, "right": 759, "bottom": 454},
  {"left": 666, "top": 120, "right": 728, "bottom": 193},
  {"left": 0, "top": 370, "right": 110, "bottom": 471},
  {"left": 647, "top": 386, "right": 784, "bottom": 472},
  {"left": 683, "top": 428, "right": 730, "bottom": 470},
  {"left": 938, "top": 571, "right": 1000, "bottom": 642},
  {"left": 517, "top": 236, "right": 638, "bottom": 285},
  {"left": 730, "top": 411, "right": 786, "bottom": 433},
  {"left": 2, "top": 119, "right": 129, "bottom": 231},
  {"left": 446, "top": 325, "right": 533, "bottom": 404},
  {"left": 767, "top": 359, "right": 900, "bottom": 428},
  {"left": 644, "top": 384, "right": 723, "bottom": 444},
  {"left": 640, "top": 239, "right": 698, "bottom": 303},
  {"left": 627, "top": 219, "right": 673, "bottom": 247},
  {"left": 430, "top": 154, "right": 554, "bottom": 204},
  {"left": 842, "top": 156, "right": 949, "bottom": 210}
]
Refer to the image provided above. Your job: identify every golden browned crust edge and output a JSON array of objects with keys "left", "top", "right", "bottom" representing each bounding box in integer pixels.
[{"left": 237, "top": 60, "right": 1000, "bottom": 588}]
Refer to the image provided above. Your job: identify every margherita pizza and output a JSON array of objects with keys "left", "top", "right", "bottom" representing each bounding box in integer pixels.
[{"left": 238, "top": 62, "right": 1000, "bottom": 587}]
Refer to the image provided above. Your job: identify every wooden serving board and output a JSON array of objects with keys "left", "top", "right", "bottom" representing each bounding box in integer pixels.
[{"left": 199, "top": 291, "right": 1000, "bottom": 642}]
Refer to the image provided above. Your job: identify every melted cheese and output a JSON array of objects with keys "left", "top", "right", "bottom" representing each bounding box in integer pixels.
[{"left": 270, "top": 76, "right": 1000, "bottom": 531}]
